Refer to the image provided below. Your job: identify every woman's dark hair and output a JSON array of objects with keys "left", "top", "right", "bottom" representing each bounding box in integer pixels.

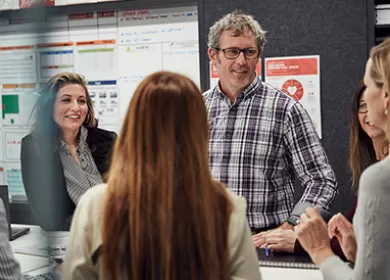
[{"left": 349, "top": 81, "right": 388, "bottom": 189}]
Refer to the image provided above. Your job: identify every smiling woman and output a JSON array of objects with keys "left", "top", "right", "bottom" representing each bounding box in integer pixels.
[
  {"left": 53, "top": 84, "right": 89, "bottom": 137},
  {"left": 20, "top": 72, "right": 117, "bottom": 232}
]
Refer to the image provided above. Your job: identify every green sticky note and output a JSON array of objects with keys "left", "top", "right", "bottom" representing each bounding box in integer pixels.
[{"left": 2, "top": 95, "right": 19, "bottom": 119}]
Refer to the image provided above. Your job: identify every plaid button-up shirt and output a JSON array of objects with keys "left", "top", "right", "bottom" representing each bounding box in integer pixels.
[{"left": 204, "top": 76, "right": 338, "bottom": 229}]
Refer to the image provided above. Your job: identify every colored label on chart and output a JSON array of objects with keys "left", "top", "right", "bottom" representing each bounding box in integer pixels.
[{"left": 266, "top": 57, "right": 318, "bottom": 76}]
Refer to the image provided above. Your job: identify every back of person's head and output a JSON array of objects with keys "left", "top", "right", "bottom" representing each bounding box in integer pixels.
[
  {"left": 32, "top": 72, "right": 96, "bottom": 141},
  {"left": 102, "top": 71, "right": 233, "bottom": 280},
  {"left": 369, "top": 39, "right": 390, "bottom": 137}
]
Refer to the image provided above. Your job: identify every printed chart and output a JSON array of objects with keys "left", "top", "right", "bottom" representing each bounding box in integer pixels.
[{"left": 265, "top": 55, "right": 322, "bottom": 138}]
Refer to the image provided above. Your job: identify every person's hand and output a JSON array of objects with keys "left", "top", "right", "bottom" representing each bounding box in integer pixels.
[
  {"left": 295, "top": 207, "right": 334, "bottom": 265},
  {"left": 328, "top": 213, "right": 357, "bottom": 263},
  {"left": 252, "top": 221, "right": 293, "bottom": 247},
  {"left": 277, "top": 221, "right": 294, "bottom": 231},
  {"left": 252, "top": 232, "right": 266, "bottom": 247},
  {"left": 253, "top": 229, "right": 296, "bottom": 252}
]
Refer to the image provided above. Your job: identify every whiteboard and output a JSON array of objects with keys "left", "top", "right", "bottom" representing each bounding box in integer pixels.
[{"left": 0, "top": 5, "right": 199, "bottom": 197}]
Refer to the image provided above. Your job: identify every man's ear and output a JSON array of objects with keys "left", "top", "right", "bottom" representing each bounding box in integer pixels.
[{"left": 208, "top": 48, "right": 217, "bottom": 62}]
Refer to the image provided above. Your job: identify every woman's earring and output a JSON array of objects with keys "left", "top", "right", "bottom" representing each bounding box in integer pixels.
[{"left": 385, "top": 109, "right": 389, "bottom": 116}]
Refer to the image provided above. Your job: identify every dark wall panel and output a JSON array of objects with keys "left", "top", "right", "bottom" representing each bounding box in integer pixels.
[{"left": 198, "top": 0, "right": 369, "bottom": 214}]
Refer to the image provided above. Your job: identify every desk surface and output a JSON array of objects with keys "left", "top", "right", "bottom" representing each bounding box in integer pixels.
[
  {"left": 11, "top": 225, "right": 53, "bottom": 275},
  {"left": 11, "top": 224, "right": 324, "bottom": 279}
]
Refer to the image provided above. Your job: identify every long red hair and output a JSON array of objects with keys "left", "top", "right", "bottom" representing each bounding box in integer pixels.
[{"left": 102, "top": 71, "right": 233, "bottom": 280}]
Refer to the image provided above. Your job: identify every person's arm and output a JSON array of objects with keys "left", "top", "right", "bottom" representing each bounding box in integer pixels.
[
  {"left": 20, "top": 136, "right": 68, "bottom": 231},
  {"left": 318, "top": 203, "right": 364, "bottom": 279},
  {"left": 0, "top": 199, "right": 22, "bottom": 280},
  {"left": 63, "top": 188, "right": 99, "bottom": 280},
  {"left": 295, "top": 196, "right": 356, "bottom": 257},
  {"left": 294, "top": 235, "right": 348, "bottom": 261},
  {"left": 315, "top": 198, "right": 358, "bottom": 260},
  {"left": 0, "top": 199, "right": 60, "bottom": 280},
  {"left": 229, "top": 196, "right": 262, "bottom": 280},
  {"left": 320, "top": 163, "right": 390, "bottom": 280},
  {"left": 319, "top": 256, "right": 353, "bottom": 280},
  {"left": 283, "top": 102, "right": 338, "bottom": 220}
]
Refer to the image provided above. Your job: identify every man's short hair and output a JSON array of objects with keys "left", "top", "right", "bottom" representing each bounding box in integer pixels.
[{"left": 207, "top": 9, "right": 267, "bottom": 50}]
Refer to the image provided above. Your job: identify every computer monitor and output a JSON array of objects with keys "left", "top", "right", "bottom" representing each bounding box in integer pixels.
[{"left": 0, "top": 185, "right": 30, "bottom": 240}]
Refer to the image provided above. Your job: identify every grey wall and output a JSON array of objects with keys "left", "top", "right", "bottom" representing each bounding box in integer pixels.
[{"left": 198, "top": 0, "right": 370, "bottom": 215}]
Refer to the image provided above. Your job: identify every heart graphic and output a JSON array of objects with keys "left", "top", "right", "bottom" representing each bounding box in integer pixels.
[
  {"left": 287, "top": 86, "right": 297, "bottom": 95},
  {"left": 282, "top": 79, "right": 303, "bottom": 101}
]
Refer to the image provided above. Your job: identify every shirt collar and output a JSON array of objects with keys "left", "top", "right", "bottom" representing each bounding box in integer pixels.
[
  {"left": 59, "top": 125, "right": 88, "bottom": 151},
  {"left": 215, "top": 74, "right": 261, "bottom": 104}
]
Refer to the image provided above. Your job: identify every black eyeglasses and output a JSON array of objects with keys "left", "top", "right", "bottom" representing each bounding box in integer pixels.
[
  {"left": 358, "top": 102, "right": 368, "bottom": 113},
  {"left": 215, "top": 47, "right": 259, "bottom": 59}
]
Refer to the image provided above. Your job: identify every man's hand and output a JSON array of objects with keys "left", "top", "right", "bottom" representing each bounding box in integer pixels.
[
  {"left": 328, "top": 213, "right": 357, "bottom": 263},
  {"left": 252, "top": 233, "right": 266, "bottom": 248},
  {"left": 253, "top": 229, "right": 297, "bottom": 252},
  {"left": 252, "top": 222, "right": 294, "bottom": 250}
]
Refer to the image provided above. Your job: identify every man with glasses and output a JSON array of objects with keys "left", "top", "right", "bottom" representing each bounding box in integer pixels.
[{"left": 204, "top": 10, "right": 338, "bottom": 244}]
